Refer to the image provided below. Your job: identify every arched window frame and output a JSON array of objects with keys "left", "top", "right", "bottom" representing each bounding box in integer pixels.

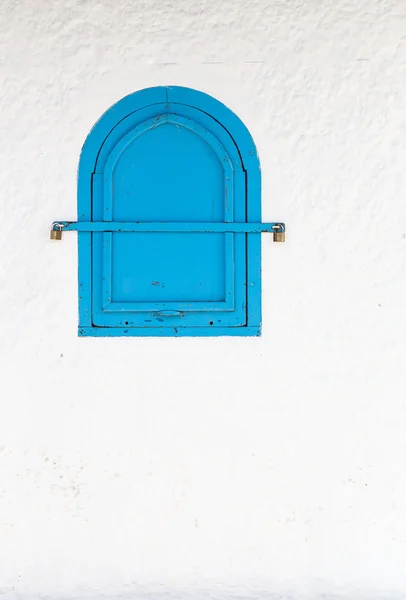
[{"left": 77, "top": 86, "right": 264, "bottom": 337}]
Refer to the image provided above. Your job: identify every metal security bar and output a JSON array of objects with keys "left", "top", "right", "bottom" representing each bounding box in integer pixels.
[{"left": 51, "top": 221, "right": 286, "bottom": 234}]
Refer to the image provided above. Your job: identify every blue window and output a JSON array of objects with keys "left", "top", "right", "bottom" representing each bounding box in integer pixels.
[{"left": 75, "top": 86, "right": 268, "bottom": 337}]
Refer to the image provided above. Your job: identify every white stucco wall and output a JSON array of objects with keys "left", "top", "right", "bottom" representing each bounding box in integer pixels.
[{"left": 1, "top": 0, "right": 406, "bottom": 598}]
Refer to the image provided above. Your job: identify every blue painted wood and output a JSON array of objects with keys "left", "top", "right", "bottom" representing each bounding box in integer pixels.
[
  {"left": 247, "top": 165, "right": 262, "bottom": 328},
  {"left": 78, "top": 326, "right": 261, "bottom": 337},
  {"left": 91, "top": 110, "right": 245, "bottom": 328},
  {"left": 77, "top": 86, "right": 264, "bottom": 337},
  {"left": 99, "top": 113, "right": 236, "bottom": 315},
  {"left": 166, "top": 87, "right": 263, "bottom": 331},
  {"left": 77, "top": 88, "right": 167, "bottom": 329}
]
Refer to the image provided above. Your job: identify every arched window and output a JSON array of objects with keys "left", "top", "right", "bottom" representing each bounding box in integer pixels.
[{"left": 66, "top": 86, "right": 281, "bottom": 336}]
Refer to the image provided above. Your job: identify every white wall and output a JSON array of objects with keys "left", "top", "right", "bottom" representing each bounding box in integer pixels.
[{"left": 1, "top": 0, "right": 406, "bottom": 598}]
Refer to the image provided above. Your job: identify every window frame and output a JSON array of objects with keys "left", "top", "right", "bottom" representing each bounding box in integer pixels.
[{"left": 77, "top": 86, "right": 262, "bottom": 337}]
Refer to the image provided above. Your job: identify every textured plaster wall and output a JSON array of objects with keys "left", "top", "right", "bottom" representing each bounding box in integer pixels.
[{"left": 1, "top": 0, "right": 406, "bottom": 599}]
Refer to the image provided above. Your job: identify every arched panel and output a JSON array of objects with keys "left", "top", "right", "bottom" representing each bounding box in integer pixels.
[
  {"left": 101, "top": 113, "right": 234, "bottom": 222},
  {"left": 76, "top": 86, "right": 265, "bottom": 337}
]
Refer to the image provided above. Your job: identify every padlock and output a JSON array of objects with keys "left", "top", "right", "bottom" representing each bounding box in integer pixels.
[
  {"left": 50, "top": 224, "right": 63, "bottom": 240},
  {"left": 273, "top": 224, "right": 285, "bottom": 243}
]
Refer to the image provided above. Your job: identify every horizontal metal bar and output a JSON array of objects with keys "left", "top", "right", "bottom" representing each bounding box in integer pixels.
[{"left": 52, "top": 221, "right": 285, "bottom": 233}]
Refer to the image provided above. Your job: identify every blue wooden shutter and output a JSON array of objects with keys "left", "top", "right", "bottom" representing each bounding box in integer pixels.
[{"left": 76, "top": 86, "right": 264, "bottom": 337}]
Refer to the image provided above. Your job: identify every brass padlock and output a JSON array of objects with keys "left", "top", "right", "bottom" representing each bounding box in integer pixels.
[
  {"left": 50, "top": 224, "right": 63, "bottom": 240},
  {"left": 273, "top": 224, "right": 285, "bottom": 243}
]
